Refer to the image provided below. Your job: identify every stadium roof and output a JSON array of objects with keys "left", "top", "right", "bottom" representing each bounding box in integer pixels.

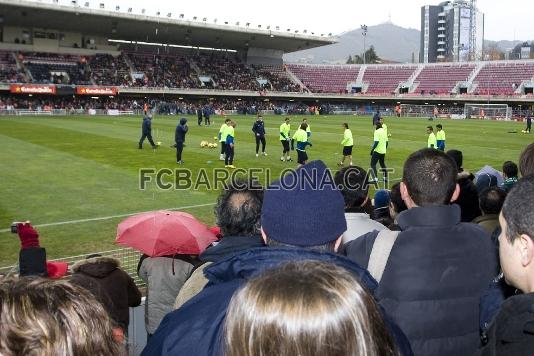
[{"left": 0, "top": 0, "right": 337, "bottom": 52}]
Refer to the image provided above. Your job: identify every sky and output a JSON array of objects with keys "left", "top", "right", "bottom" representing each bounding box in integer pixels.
[{"left": 100, "top": 0, "right": 533, "bottom": 41}]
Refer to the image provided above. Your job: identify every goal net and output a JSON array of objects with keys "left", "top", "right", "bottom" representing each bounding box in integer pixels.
[
  {"left": 400, "top": 104, "right": 437, "bottom": 118},
  {"left": 464, "top": 104, "right": 511, "bottom": 120}
]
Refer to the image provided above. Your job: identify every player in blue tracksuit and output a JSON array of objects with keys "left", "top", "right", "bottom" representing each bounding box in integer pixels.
[
  {"left": 252, "top": 115, "right": 267, "bottom": 157},
  {"left": 139, "top": 114, "right": 156, "bottom": 149}
]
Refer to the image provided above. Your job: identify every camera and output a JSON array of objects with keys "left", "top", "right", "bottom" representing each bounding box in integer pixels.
[{"left": 10, "top": 222, "right": 26, "bottom": 234}]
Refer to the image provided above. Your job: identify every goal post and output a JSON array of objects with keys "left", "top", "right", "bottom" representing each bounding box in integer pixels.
[
  {"left": 464, "top": 103, "right": 512, "bottom": 120},
  {"left": 400, "top": 104, "right": 437, "bottom": 118}
]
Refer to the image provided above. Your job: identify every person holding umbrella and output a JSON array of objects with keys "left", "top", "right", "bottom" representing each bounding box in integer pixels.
[{"left": 116, "top": 211, "right": 218, "bottom": 339}]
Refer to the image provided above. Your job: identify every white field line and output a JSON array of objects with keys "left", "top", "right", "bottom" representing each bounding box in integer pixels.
[{"left": 0, "top": 203, "right": 215, "bottom": 233}]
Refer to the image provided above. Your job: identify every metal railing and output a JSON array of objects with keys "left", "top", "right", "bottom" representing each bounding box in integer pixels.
[{"left": 0, "top": 247, "right": 146, "bottom": 288}]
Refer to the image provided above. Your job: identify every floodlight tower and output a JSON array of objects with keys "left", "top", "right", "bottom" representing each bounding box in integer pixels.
[
  {"left": 361, "top": 24, "right": 368, "bottom": 65},
  {"left": 470, "top": 0, "right": 477, "bottom": 61}
]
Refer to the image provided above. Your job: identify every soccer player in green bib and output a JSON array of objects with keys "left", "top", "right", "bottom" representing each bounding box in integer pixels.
[
  {"left": 427, "top": 126, "right": 437, "bottom": 149},
  {"left": 218, "top": 118, "right": 232, "bottom": 161},
  {"left": 436, "top": 124, "right": 446, "bottom": 151},
  {"left": 279, "top": 117, "right": 292, "bottom": 162},
  {"left": 303, "top": 118, "right": 311, "bottom": 137},
  {"left": 379, "top": 117, "right": 389, "bottom": 148},
  {"left": 338, "top": 123, "right": 354, "bottom": 167},
  {"left": 370, "top": 123, "right": 388, "bottom": 183},
  {"left": 292, "top": 123, "right": 312, "bottom": 167}
]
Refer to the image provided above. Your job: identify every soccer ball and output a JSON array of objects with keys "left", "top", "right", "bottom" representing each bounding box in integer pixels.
[
  {"left": 200, "top": 141, "right": 209, "bottom": 148},
  {"left": 208, "top": 143, "right": 215, "bottom": 148},
  {"left": 156, "top": 141, "right": 162, "bottom": 146},
  {"left": 213, "top": 143, "right": 218, "bottom": 148}
]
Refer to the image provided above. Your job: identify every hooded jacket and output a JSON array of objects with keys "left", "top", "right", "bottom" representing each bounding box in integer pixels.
[
  {"left": 343, "top": 205, "right": 498, "bottom": 356},
  {"left": 456, "top": 170, "right": 482, "bottom": 222},
  {"left": 142, "top": 117, "right": 152, "bottom": 135},
  {"left": 71, "top": 256, "right": 142, "bottom": 330},
  {"left": 142, "top": 247, "right": 413, "bottom": 356},
  {"left": 175, "top": 118, "right": 188, "bottom": 143}
]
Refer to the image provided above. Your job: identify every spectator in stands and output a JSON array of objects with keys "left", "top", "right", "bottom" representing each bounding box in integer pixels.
[
  {"left": 447, "top": 149, "right": 482, "bottom": 222},
  {"left": 174, "top": 178, "right": 265, "bottom": 308},
  {"left": 0, "top": 277, "right": 125, "bottom": 355},
  {"left": 473, "top": 187, "right": 506, "bottom": 235},
  {"left": 143, "top": 160, "right": 413, "bottom": 356},
  {"left": 475, "top": 175, "right": 534, "bottom": 355},
  {"left": 344, "top": 148, "right": 498, "bottom": 356},
  {"left": 224, "top": 261, "right": 397, "bottom": 356},
  {"left": 372, "top": 189, "right": 393, "bottom": 227},
  {"left": 138, "top": 253, "right": 199, "bottom": 339},
  {"left": 476, "top": 173, "right": 499, "bottom": 194},
  {"left": 71, "top": 254, "right": 142, "bottom": 335},
  {"left": 334, "top": 166, "right": 387, "bottom": 244},
  {"left": 519, "top": 143, "right": 534, "bottom": 177},
  {"left": 388, "top": 182, "right": 408, "bottom": 231},
  {"left": 502, "top": 161, "right": 519, "bottom": 192}
]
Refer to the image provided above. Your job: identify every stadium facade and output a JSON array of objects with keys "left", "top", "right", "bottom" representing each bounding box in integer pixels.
[{"left": 420, "top": 0, "right": 484, "bottom": 63}]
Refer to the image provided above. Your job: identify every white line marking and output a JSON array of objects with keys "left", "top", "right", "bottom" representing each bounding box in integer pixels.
[{"left": 0, "top": 203, "right": 215, "bottom": 233}]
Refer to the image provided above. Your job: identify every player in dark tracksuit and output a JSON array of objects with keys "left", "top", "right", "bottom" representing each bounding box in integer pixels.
[
  {"left": 175, "top": 118, "right": 188, "bottom": 164},
  {"left": 139, "top": 115, "right": 156, "bottom": 149},
  {"left": 373, "top": 110, "right": 382, "bottom": 126},
  {"left": 526, "top": 113, "right": 532, "bottom": 134},
  {"left": 197, "top": 107, "right": 203, "bottom": 126},
  {"left": 203, "top": 106, "right": 211, "bottom": 126},
  {"left": 252, "top": 115, "right": 267, "bottom": 157}
]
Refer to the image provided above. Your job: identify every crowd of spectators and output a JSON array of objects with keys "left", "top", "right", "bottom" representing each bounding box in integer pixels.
[
  {"left": 90, "top": 54, "right": 131, "bottom": 86},
  {"left": 2, "top": 142, "right": 534, "bottom": 355}
]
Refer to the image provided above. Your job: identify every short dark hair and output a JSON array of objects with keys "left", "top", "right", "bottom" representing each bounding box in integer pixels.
[
  {"left": 403, "top": 149, "right": 458, "bottom": 206},
  {"left": 265, "top": 237, "right": 336, "bottom": 253},
  {"left": 375, "top": 123, "right": 383, "bottom": 129},
  {"left": 215, "top": 179, "right": 264, "bottom": 237},
  {"left": 519, "top": 143, "right": 534, "bottom": 177},
  {"left": 225, "top": 118, "right": 231, "bottom": 123},
  {"left": 436, "top": 124, "right": 443, "bottom": 129},
  {"left": 390, "top": 183, "right": 407, "bottom": 214},
  {"left": 300, "top": 123, "right": 308, "bottom": 130},
  {"left": 334, "top": 166, "right": 368, "bottom": 210},
  {"left": 343, "top": 123, "right": 349, "bottom": 129},
  {"left": 479, "top": 187, "right": 506, "bottom": 215},
  {"left": 446, "top": 149, "right": 463, "bottom": 170},
  {"left": 427, "top": 126, "right": 433, "bottom": 131},
  {"left": 502, "top": 175, "right": 534, "bottom": 243},
  {"left": 502, "top": 161, "right": 518, "bottom": 178}
]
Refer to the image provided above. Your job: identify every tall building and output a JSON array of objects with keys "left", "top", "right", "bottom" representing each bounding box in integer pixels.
[{"left": 420, "top": 0, "right": 484, "bottom": 63}]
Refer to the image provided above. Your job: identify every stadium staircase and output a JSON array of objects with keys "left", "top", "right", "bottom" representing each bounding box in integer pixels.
[
  {"left": 123, "top": 55, "right": 136, "bottom": 82},
  {"left": 12, "top": 53, "right": 32, "bottom": 82},
  {"left": 465, "top": 62, "right": 486, "bottom": 93},
  {"left": 284, "top": 66, "right": 309, "bottom": 92},
  {"left": 406, "top": 64, "right": 424, "bottom": 93}
]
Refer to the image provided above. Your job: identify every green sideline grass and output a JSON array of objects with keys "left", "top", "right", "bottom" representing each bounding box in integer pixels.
[{"left": 0, "top": 114, "right": 531, "bottom": 266}]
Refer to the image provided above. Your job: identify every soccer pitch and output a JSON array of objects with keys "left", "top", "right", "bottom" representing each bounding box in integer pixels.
[{"left": 0, "top": 114, "right": 530, "bottom": 266}]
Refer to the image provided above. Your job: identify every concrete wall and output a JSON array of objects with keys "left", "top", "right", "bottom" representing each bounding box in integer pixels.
[{"left": 247, "top": 47, "right": 283, "bottom": 65}]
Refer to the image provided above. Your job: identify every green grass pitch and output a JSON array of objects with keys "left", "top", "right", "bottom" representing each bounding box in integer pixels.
[{"left": 0, "top": 114, "right": 531, "bottom": 266}]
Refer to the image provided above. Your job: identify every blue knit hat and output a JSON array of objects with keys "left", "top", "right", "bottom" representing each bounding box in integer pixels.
[
  {"left": 261, "top": 160, "right": 347, "bottom": 247},
  {"left": 374, "top": 190, "right": 391, "bottom": 209}
]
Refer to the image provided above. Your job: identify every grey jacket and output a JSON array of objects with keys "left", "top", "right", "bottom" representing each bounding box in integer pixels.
[
  {"left": 342, "top": 212, "right": 387, "bottom": 243},
  {"left": 138, "top": 256, "right": 195, "bottom": 334}
]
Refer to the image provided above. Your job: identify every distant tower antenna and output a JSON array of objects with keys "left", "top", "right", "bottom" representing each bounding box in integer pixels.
[{"left": 470, "top": 0, "right": 477, "bottom": 61}]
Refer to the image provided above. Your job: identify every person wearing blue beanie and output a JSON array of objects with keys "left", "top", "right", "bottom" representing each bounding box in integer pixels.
[
  {"left": 141, "top": 160, "right": 414, "bottom": 356},
  {"left": 261, "top": 160, "right": 347, "bottom": 248}
]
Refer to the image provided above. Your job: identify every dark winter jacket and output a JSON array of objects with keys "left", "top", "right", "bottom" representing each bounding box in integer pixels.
[
  {"left": 456, "top": 171, "right": 482, "bottom": 222},
  {"left": 142, "top": 117, "right": 152, "bottom": 135},
  {"left": 475, "top": 293, "right": 534, "bottom": 356},
  {"left": 173, "top": 235, "right": 266, "bottom": 308},
  {"left": 142, "top": 247, "right": 413, "bottom": 356},
  {"left": 71, "top": 256, "right": 142, "bottom": 330},
  {"left": 252, "top": 120, "right": 266, "bottom": 137},
  {"left": 343, "top": 204, "right": 498, "bottom": 356},
  {"left": 175, "top": 118, "right": 188, "bottom": 143}
]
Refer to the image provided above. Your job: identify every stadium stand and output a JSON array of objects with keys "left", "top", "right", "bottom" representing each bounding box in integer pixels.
[
  {"left": 90, "top": 54, "right": 131, "bottom": 86},
  {"left": 286, "top": 64, "right": 360, "bottom": 93},
  {"left": 0, "top": 51, "right": 25, "bottom": 83},
  {"left": 363, "top": 65, "right": 416, "bottom": 94},
  {"left": 413, "top": 63, "right": 475, "bottom": 95},
  {"left": 473, "top": 62, "right": 534, "bottom": 95}
]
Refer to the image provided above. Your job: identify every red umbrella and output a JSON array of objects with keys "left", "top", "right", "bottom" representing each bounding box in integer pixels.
[{"left": 116, "top": 211, "right": 218, "bottom": 257}]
